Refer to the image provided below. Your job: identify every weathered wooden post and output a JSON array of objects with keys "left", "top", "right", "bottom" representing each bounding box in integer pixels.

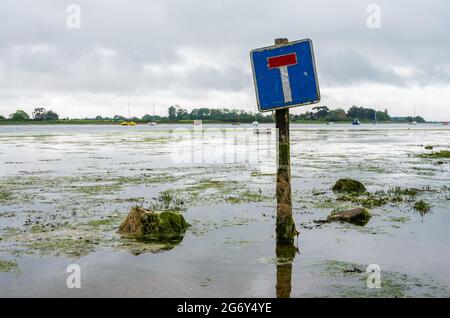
[
  {"left": 250, "top": 37, "right": 320, "bottom": 245},
  {"left": 274, "top": 38, "right": 297, "bottom": 245}
]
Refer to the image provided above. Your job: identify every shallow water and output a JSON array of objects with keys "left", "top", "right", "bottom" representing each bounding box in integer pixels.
[{"left": 0, "top": 123, "right": 449, "bottom": 297}]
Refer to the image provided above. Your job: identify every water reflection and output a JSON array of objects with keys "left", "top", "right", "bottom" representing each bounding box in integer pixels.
[
  {"left": 120, "top": 235, "right": 186, "bottom": 256},
  {"left": 275, "top": 243, "right": 297, "bottom": 298}
]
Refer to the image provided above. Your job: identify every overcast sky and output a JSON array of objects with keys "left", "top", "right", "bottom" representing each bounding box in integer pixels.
[{"left": 0, "top": 0, "right": 449, "bottom": 120}]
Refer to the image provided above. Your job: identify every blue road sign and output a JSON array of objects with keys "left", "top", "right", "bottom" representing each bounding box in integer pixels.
[{"left": 250, "top": 39, "right": 320, "bottom": 112}]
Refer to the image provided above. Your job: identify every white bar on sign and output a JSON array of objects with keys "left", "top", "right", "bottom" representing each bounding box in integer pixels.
[{"left": 279, "top": 66, "right": 292, "bottom": 103}]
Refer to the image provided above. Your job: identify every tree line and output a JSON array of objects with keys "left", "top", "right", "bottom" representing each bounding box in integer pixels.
[
  {"left": 292, "top": 105, "right": 424, "bottom": 123},
  {"left": 0, "top": 108, "right": 59, "bottom": 121},
  {"left": 0, "top": 105, "right": 426, "bottom": 123}
]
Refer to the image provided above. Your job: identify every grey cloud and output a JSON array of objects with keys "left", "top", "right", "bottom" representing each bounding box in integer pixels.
[
  {"left": 0, "top": 0, "right": 449, "bottom": 117},
  {"left": 318, "top": 49, "right": 405, "bottom": 86}
]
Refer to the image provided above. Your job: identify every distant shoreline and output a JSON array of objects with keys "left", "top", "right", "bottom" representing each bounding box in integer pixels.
[{"left": 0, "top": 120, "right": 443, "bottom": 126}]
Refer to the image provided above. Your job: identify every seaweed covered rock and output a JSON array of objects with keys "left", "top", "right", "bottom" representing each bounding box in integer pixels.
[
  {"left": 327, "top": 208, "right": 371, "bottom": 226},
  {"left": 119, "top": 207, "right": 189, "bottom": 242},
  {"left": 332, "top": 179, "right": 366, "bottom": 194}
]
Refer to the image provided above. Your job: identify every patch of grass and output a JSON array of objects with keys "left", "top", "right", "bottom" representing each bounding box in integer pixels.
[
  {"left": 388, "top": 187, "right": 419, "bottom": 198},
  {"left": 149, "top": 191, "right": 185, "bottom": 211},
  {"left": 413, "top": 200, "right": 431, "bottom": 215},
  {"left": 424, "top": 145, "right": 433, "bottom": 150}
]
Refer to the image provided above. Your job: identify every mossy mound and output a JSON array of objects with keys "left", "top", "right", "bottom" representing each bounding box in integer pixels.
[
  {"left": 332, "top": 179, "right": 366, "bottom": 194},
  {"left": 119, "top": 207, "right": 189, "bottom": 242},
  {"left": 328, "top": 208, "right": 372, "bottom": 226}
]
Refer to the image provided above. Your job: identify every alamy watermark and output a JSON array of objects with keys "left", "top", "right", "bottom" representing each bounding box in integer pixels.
[
  {"left": 169, "top": 127, "right": 277, "bottom": 173},
  {"left": 66, "top": 264, "right": 81, "bottom": 289},
  {"left": 66, "top": 4, "right": 81, "bottom": 29},
  {"left": 366, "top": 264, "right": 381, "bottom": 289},
  {"left": 366, "top": 4, "right": 381, "bottom": 29}
]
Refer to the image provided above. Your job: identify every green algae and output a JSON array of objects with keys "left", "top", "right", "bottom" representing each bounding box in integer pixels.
[
  {"left": 161, "top": 178, "right": 271, "bottom": 207},
  {"left": 224, "top": 239, "right": 254, "bottom": 247},
  {"left": 225, "top": 190, "right": 271, "bottom": 204},
  {"left": 337, "top": 193, "right": 387, "bottom": 208},
  {"left": 250, "top": 170, "right": 275, "bottom": 177},
  {"left": 313, "top": 198, "right": 337, "bottom": 209},
  {"left": 0, "top": 259, "right": 19, "bottom": 273},
  {"left": 312, "top": 189, "right": 327, "bottom": 196},
  {"left": 86, "top": 216, "right": 121, "bottom": 228},
  {"left": 1, "top": 127, "right": 449, "bottom": 289},
  {"left": 418, "top": 150, "right": 450, "bottom": 159},
  {"left": 186, "top": 180, "right": 238, "bottom": 192},
  {"left": 320, "top": 260, "right": 449, "bottom": 298},
  {"left": 189, "top": 217, "right": 258, "bottom": 237},
  {"left": 334, "top": 185, "right": 434, "bottom": 209},
  {"left": 0, "top": 190, "right": 12, "bottom": 202},
  {"left": 384, "top": 216, "right": 411, "bottom": 223},
  {"left": 27, "top": 237, "right": 96, "bottom": 258}
]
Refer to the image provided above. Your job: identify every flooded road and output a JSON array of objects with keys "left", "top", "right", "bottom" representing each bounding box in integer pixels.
[{"left": 0, "top": 123, "right": 449, "bottom": 297}]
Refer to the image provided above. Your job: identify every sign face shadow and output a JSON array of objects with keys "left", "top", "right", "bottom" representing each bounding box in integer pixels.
[{"left": 250, "top": 39, "right": 320, "bottom": 112}]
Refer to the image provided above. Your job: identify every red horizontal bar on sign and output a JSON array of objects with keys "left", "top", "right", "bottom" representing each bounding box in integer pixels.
[{"left": 267, "top": 53, "right": 297, "bottom": 69}]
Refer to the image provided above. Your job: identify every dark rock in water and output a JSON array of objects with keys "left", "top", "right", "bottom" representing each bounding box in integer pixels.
[
  {"left": 327, "top": 208, "right": 371, "bottom": 226},
  {"left": 332, "top": 179, "right": 366, "bottom": 194},
  {"left": 119, "top": 207, "right": 189, "bottom": 242}
]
